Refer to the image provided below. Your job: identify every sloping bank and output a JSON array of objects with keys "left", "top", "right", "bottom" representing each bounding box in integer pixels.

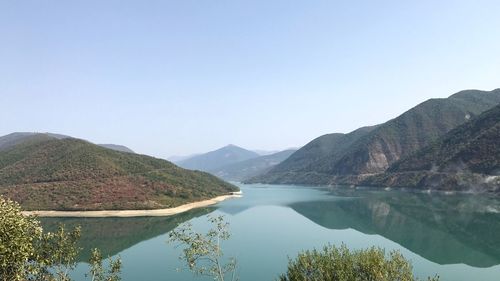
[{"left": 23, "top": 192, "right": 242, "bottom": 218}]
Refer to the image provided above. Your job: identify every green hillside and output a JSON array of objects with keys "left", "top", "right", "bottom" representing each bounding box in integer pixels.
[
  {"left": 362, "top": 103, "right": 500, "bottom": 191},
  {"left": 0, "top": 132, "right": 67, "bottom": 151},
  {"left": 248, "top": 89, "right": 500, "bottom": 185},
  {"left": 0, "top": 135, "right": 237, "bottom": 210},
  {"left": 247, "top": 126, "right": 376, "bottom": 184},
  {"left": 0, "top": 132, "right": 135, "bottom": 153}
]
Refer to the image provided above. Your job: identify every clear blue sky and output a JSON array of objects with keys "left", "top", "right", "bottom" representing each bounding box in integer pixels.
[{"left": 1, "top": 0, "right": 499, "bottom": 158}]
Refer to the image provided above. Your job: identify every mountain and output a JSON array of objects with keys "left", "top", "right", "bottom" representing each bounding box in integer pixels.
[
  {"left": 0, "top": 132, "right": 69, "bottom": 151},
  {"left": 248, "top": 126, "right": 377, "bottom": 184},
  {"left": 0, "top": 132, "right": 135, "bottom": 153},
  {"left": 362, "top": 103, "right": 500, "bottom": 191},
  {"left": 248, "top": 89, "right": 500, "bottom": 185},
  {"left": 211, "top": 149, "right": 297, "bottom": 182},
  {"left": 98, "top": 144, "right": 135, "bottom": 153},
  {"left": 0, "top": 135, "right": 237, "bottom": 211},
  {"left": 176, "top": 145, "right": 260, "bottom": 172}
]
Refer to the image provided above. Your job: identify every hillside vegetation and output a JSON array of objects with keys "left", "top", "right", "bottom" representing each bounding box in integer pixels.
[
  {"left": 362, "top": 103, "right": 500, "bottom": 191},
  {"left": 0, "top": 135, "right": 237, "bottom": 210},
  {"left": 0, "top": 132, "right": 135, "bottom": 153},
  {"left": 248, "top": 89, "right": 500, "bottom": 186},
  {"left": 0, "top": 132, "right": 67, "bottom": 151}
]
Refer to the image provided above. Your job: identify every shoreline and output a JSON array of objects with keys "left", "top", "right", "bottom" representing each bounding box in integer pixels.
[{"left": 22, "top": 191, "right": 242, "bottom": 218}]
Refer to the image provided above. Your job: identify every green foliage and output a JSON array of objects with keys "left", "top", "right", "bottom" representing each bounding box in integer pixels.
[
  {"left": 278, "top": 244, "right": 439, "bottom": 281},
  {"left": 87, "top": 248, "right": 122, "bottom": 281},
  {"left": 0, "top": 196, "right": 42, "bottom": 281},
  {"left": 169, "top": 215, "right": 237, "bottom": 281},
  {"left": 0, "top": 136, "right": 237, "bottom": 210},
  {"left": 31, "top": 224, "right": 81, "bottom": 281},
  {"left": 0, "top": 196, "right": 122, "bottom": 281}
]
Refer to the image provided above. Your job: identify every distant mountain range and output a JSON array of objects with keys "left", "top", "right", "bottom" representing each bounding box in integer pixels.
[
  {"left": 175, "top": 144, "right": 260, "bottom": 172},
  {"left": 247, "top": 89, "right": 500, "bottom": 191},
  {"left": 211, "top": 149, "right": 297, "bottom": 182},
  {"left": 170, "top": 149, "right": 280, "bottom": 163},
  {"left": 174, "top": 145, "right": 297, "bottom": 182},
  {"left": 0, "top": 133, "right": 237, "bottom": 210}
]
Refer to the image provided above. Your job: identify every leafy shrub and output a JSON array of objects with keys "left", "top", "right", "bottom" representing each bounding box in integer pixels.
[
  {"left": 0, "top": 196, "right": 42, "bottom": 280},
  {"left": 279, "top": 244, "right": 439, "bottom": 281},
  {"left": 0, "top": 196, "right": 121, "bottom": 281}
]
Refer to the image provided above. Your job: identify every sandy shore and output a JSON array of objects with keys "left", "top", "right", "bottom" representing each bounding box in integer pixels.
[{"left": 22, "top": 191, "right": 242, "bottom": 218}]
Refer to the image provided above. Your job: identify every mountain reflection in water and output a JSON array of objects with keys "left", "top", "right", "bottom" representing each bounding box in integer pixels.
[
  {"left": 288, "top": 189, "right": 500, "bottom": 268},
  {"left": 40, "top": 207, "right": 215, "bottom": 262},
  {"left": 38, "top": 185, "right": 500, "bottom": 281}
]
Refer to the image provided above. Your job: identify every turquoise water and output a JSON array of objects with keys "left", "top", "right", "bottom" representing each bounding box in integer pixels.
[{"left": 41, "top": 184, "right": 500, "bottom": 281}]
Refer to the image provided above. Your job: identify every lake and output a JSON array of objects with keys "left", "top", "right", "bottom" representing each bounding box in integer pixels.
[{"left": 41, "top": 184, "right": 500, "bottom": 281}]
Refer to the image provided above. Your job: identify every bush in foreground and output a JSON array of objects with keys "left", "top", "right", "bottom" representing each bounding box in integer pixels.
[
  {"left": 279, "top": 244, "right": 439, "bottom": 281},
  {"left": 169, "top": 215, "right": 237, "bottom": 281},
  {"left": 0, "top": 196, "right": 121, "bottom": 281}
]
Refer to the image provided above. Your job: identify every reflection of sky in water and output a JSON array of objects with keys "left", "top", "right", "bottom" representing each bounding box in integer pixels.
[{"left": 56, "top": 184, "right": 500, "bottom": 281}]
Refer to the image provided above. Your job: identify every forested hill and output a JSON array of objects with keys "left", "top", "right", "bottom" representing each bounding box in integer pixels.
[
  {"left": 0, "top": 135, "right": 237, "bottom": 210},
  {"left": 0, "top": 132, "right": 135, "bottom": 153},
  {"left": 362, "top": 103, "right": 500, "bottom": 191},
  {"left": 248, "top": 89, "right": 500, "bottom": 186}
]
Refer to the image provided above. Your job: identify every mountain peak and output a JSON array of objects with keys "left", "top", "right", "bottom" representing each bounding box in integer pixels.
[
  {"left": 177, "top": 145, "right": 259, "bottom": 172},
  {"left": 249, "top": 88, "right": 500, "bottom": 185},
  {"left": 223, "top": 144, "right": 240, "bottom": 149}
]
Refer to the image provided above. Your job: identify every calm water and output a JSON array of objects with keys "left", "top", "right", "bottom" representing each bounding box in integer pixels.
[{"left": 41, "top": 184, "right": 500, "bottom": 281}]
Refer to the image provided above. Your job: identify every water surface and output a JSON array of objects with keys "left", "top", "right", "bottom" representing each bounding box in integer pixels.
[{"left": 41, "top": 184, "right": 500, "bottom": 281}]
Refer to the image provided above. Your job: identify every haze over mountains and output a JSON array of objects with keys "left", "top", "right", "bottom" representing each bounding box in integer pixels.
[
  {"left": 174, "top": 145, "right": 298, "bottom": 182},
  {"left": 211, "top": 149, "right": 297, "bottom": 182},
  {"left": 175, "top": 145, "right": 260, "bottom": 172},
  {"left": 247, "top": 89, "right": 500, "bottom": 191}
]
